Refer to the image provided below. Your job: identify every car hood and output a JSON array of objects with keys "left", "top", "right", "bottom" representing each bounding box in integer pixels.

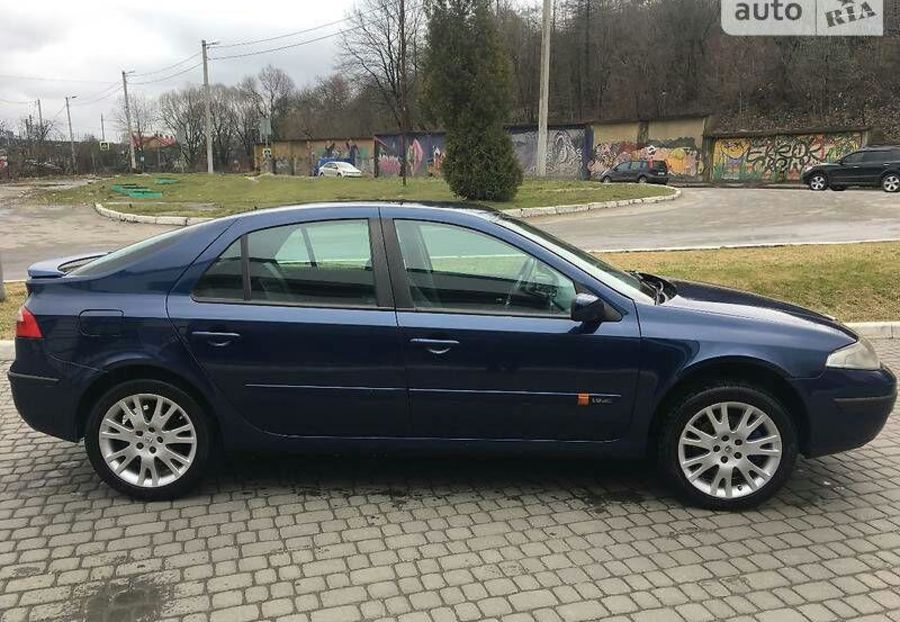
[{"left": 663, "top": 278, "right": 856, "bottom": 338}]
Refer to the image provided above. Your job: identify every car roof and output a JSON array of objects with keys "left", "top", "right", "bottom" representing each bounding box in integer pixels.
[{"left": 219, "top": 201, "right": 501, "bottom": 225}]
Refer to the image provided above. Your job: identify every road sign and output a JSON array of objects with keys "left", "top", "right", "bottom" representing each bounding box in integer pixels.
[
  {"left": 99, "top": 141, "right": 110, "bottom": 152},
  {"left": 263, "top": 147, "right": 273, "bottom": 159},
  {"left": 722, "top": 0, "right": 883, "bottom": 36}
]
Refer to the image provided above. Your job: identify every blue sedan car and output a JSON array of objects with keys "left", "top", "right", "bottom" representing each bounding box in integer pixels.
[{"left": 9, "top": 202, "right": 897, "bottom": 510}]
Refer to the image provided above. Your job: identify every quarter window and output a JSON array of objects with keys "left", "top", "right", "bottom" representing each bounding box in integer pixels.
[
  {"left": 394, "top": 220, "right": 577, "bottom": 317},
  {"left": 193, "top": 219, "right": 377, "bottom": 307}
]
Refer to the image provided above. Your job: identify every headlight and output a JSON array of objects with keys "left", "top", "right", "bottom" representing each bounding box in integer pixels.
[{"left": 826, "top": 337, "right": 881, "bottom": 370}]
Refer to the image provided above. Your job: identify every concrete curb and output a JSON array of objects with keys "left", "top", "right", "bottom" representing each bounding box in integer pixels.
[
  {"left": 1, "top": 318, "right": 897, "bottom": 362},
  {"left": 92, "top": 188, "right": 681, "bottom": 226}
]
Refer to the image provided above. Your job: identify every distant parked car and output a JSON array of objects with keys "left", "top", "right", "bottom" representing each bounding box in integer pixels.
[
  {"left": 318, "top": 161, "right": 363, "bottom": 178},
  {"left": 598, "top": 159, "right": 669, "bottom": 185},
  {"left": 802, "top": 146, "right": 900, "bottom": 192}
]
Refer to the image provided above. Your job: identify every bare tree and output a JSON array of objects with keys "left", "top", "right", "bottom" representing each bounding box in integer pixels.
[
  {"left": 232, "top": 77, "right": 263, "bottom": 165},
  {"left": 158, "top": 87, "right": 206, "bottom": 171},
  {"left": 342, "top": 0, "right": 424, "bottom": 183},
  {"left": 115, "top": 93, "right": 157, "bottom": 169},
  {"left": 253, "top": 65, "right": 295, "bottom": 138}
]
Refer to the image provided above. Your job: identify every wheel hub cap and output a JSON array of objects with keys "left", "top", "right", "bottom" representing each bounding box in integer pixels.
[
  {"left": 98, "top": 393, "right": 197, "bottom": 488},
  {"left": 678, "top": 401, "right": 782, "bottom": 499}
]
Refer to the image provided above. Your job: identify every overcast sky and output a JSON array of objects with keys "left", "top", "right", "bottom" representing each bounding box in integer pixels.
[{"left": 0, "top": 0, "right": 369, "bottom": 140}]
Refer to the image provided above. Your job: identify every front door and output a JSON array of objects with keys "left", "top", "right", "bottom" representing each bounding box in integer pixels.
[
  {"left": 168, "top": 212, "right": 407, "bottom": 437},
  {"left": 830, "top": 150, "right": 865, "bottom": 185},
  {"left": 384, "top": 215, "right": 641, "bottom": 441}
]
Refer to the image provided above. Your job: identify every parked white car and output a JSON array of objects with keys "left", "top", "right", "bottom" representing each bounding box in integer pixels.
[{"left": 318, "top": 161, "right": 363, "bottom": 178}]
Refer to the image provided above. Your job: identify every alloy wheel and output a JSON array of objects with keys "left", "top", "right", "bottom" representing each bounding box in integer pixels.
[
  {"left": 883, "top": 174, "right": 900, "bottom": 193},
  {"left": 677, "top": 401, "right": 782, "bottom": 499},
  {"left": 809, "top": 175, "right": 827, "bottom": 191},
  {"left": 98, "top": 393, "right": 197, "bottom": 488}
]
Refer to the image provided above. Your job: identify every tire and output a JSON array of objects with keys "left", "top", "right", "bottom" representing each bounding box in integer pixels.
[
  {"left": 318, "top": 171, "right": 325, "bottom": 177},
  {"left": 602, "top": 176, "right": 612, "bottom": 184},
  {"left": 808, "top": 174, "right": 828, "bottom": 191},
  {"left": 84, "top": 380, "right": 211, "bottom": 500},
  {"left": 882, "top": 173, "right": 900, "bottom": 193},
  {"left": 337, "top": 173, "right": 343, "bottom": 178},
  {"left": 658, "top": 381, "right": 798, "bottom": 511},
  {"left": 637, "top": 176, "right": 648, "bottom": 184}
]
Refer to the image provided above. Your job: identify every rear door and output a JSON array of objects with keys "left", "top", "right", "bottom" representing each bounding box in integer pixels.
[
  {"left": 382, "top": 210, "right": 641, "bottom": 441},
  {"left": 858, "top": 150, "right": 890, "bottom": 184},
  {"left": 168, "top": 208, "right": 407, "bottom": 437}
]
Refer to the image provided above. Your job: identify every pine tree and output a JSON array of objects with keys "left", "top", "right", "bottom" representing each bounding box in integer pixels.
[{"left": 424, "top": 0, "right": 523, "bottom": 201}]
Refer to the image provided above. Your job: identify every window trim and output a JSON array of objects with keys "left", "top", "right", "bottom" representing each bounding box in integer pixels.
[
  {"left": 191, "top": 216, "right": 392, "bottom": 310},
  {"left": 385, "top": 217, "right": 583, "bottom": 320}
]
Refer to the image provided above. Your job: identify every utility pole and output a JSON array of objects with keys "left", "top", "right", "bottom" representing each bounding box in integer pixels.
[
  {"left": 398, "top": 0, "right": 408, "bottom": 187},
  {"left": 122, "top": 70, "right": 137, "bottom": 172},
  {"left": 101, "top": 113, "right": 105, "bottom": 141},
  {"left": 536, "top": 0, "right": 552, "bottom": 177},
  {"left": 65, "top": 95, "right": 77, "bottom": 175},
  {"left": 36, "top": 99, "right": 44, "bottom": 162},
  {"left": 202, "top": 39, "right": 217, "bottom": 174}
]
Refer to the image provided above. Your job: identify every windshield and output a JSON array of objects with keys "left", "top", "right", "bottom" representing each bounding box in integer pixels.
[{"left": 496, "top": 215, "right": 656, "bottom": 301}]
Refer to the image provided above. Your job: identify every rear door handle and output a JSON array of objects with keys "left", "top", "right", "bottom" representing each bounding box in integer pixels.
[
  {"left": 191, "top": 331, "right": 241, "bottom": 347},
  {"left": 410, "top": 338, "right": 459, "bottom": 354}
]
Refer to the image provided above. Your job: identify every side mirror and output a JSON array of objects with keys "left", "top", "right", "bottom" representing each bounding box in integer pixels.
[{"left": 571, "top": 293, "right": 619, "bottom": 323}]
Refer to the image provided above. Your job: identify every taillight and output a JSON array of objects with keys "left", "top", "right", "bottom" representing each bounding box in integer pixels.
[{"left": 15, "top": 306, "right": 42, "bottom": 339}]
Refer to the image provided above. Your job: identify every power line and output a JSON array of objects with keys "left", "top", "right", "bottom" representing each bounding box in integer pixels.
[
  {"left": 211, "top": 26, "right": 360, "bottom": 60},
  {"left": 0, "top": 73, "right": 114, "bottom": 85},
  {"left": 0, "top": 97, "right": 35, "bottom": 105},
  {"left": 216, "top": 15, "right": 355, "bottom": 49},
  {"left": 133, "top": 52, "right": 201, "bottom": 77},
  {"left": 73, "top": 83, "right": 122, "bottom": 106},
  {"left": 132, "top": 62, "right": 202, "bottom": 85}
]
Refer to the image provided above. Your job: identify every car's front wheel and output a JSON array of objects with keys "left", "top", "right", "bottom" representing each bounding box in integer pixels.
[
  {"left": 808, "top": 174, "right": 828, "bottom": 191},
  {"left": 85, "top": 380, "right": 211, "bottom": 500},
  {"left": 637, "top": 175, "right": 647, "bottom": 184},
  {"left": 601, "top": 176, "right": 612, "bottom": 184},
  {"left": 658, "top": 382, "right": 797, "bottom": 510},
  {"left": 882, "top": 173, "right": 900, "bottom": 193}
]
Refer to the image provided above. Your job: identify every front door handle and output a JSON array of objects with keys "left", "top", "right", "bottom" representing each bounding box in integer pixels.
[
  {"left": 191, "top": 331, "right": 241, "bottom": 347},
  {"left": 410, "top": 338, "right": 459, "bottom": 354}
]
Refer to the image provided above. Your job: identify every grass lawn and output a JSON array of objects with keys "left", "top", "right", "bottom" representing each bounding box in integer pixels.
[
  {"left": 1, "top": 283, "right": 26, "bottom": 341},
  {"left": 35, "top": 174, "right": 672, "bottom": 218},
  {"left": 2, "top": 242, "right": 898, "bottom": 340},
  {"left": 603, "top": 241, "right": 900, "bottom": 323}
]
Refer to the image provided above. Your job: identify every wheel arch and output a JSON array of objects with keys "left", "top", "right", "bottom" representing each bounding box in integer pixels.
[
  {"left": 76, "top": 362, "right": 220, "bottom": 443},
  {"left": 646, "top": 356, "right": 810, "bottom": 457}
]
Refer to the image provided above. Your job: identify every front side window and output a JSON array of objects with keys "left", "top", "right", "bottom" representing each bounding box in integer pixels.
[
  {"left": 193, "top": 219, "right": 377, "bottom": 307},
  {"left": 394, "top": 220, "right": 577, "bottom": 317},
  {"left": 842, "top": 151, "right": 864, "bottom": 164}
]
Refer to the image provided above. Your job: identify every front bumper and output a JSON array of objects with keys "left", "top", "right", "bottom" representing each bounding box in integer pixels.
[{"left": 795, "top": 365, "right": 897, "bottom": 457}]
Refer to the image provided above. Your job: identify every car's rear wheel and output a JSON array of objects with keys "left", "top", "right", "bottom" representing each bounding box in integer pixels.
[
  {"left": 85, "top": 380, "right": 210, "bottom": 500},
  {"left": 882, "top": 173, "right": 900, "bottom": 193},
  {"left": 808, "top": 174, "right": 828, "bottom": 191},
  {"left": 637, "top": 176, "right": 647, "bottom": 184},
  {"left": 601, "top": 176, "right": 612, "bottom": 184},
  {"left": 658, "top": 382, "right": 797, "bottom": 510}
]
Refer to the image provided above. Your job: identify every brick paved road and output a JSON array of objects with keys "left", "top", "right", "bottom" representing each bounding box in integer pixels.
[{"left": 1, "top": 342, "right": 899, "bottom": 622}]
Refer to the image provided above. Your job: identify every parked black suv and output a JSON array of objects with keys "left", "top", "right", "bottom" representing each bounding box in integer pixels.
[
  {"left": 598, "top": 159, "right": 669, "bottom": 185},
  {"left": 802, "top": 146, "right": 900, "bottom": 192}
]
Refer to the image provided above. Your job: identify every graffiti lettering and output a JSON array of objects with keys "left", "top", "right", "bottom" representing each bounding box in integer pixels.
[{"left": 711, "top": 132, "right": 863, "bottom": 181}]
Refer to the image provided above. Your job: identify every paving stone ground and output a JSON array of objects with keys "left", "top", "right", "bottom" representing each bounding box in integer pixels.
[{"left": 1, "top": 341, "right": 899, "bottom": 622}]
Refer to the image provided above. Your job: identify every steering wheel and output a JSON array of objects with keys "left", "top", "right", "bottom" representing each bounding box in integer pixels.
[{"left": 504, "top": 256, "right": 537, "bottom": 309}]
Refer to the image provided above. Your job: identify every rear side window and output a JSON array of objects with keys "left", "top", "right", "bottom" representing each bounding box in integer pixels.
[
  {"left": 651, "top": 160, "right": 667, "bottom": 172},
  {"left": 193, "top": 219, "right": 377, "bottom": 307},
  {"left": 861, "top": 151, "right": 888, "bottom": 163},
  {"left": 192, "top": 239, "right": 243, "bottom": 300},
  {"left": 70, "top": 228, "right": 188, "bottom": 276}
]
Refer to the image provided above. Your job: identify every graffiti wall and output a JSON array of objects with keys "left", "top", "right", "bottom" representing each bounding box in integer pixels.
[
  {"left": 589, "top": 139, "right": 703, "bottom": 178},
  {"left": 711, "top": 132, "right": 865, "bottom": 182},
  {"left": 588, "top": 117, "right": 708, "bottom": 180},
  {"left": 308, "top": 138, "right": 374, "bottom": 175},
  {"left": 510, "top": 127, "right": 588, "bottom": 179},
  {"left": 375, "top": 133, "right": 446, "bottom": 177}
]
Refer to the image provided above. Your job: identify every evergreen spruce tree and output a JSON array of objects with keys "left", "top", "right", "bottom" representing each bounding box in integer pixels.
[{"left": 424, "top": 0, "right": 523, "bottom": 202}]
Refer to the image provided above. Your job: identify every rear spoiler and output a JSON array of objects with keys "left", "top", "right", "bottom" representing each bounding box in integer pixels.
[{"left": 26, "top": 252, "right": 109, "bottom": 279}]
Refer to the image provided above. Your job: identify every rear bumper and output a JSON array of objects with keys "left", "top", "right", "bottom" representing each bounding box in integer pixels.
[
  {"left": 9, "top": 370, "right": 81, "bottom": 442},
  {"left": 796, "top": 365, "right": 896, "bottom": 457}
]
